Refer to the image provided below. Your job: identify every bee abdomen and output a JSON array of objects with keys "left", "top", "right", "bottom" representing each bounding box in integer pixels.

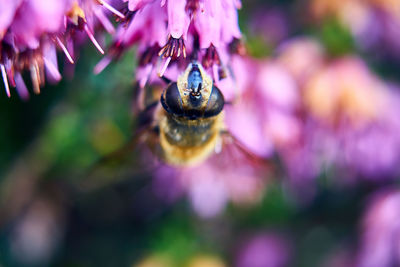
[
  {"left": 164, "top": 115, "right": 214, "bottom": 147},
  {"left": 158, "top": 112, "right": 224, "bottom": 166}
]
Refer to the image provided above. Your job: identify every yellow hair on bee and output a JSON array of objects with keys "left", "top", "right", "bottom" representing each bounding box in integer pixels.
[{"left": 157, "top": 109, "right": 224, "bottom": 166}]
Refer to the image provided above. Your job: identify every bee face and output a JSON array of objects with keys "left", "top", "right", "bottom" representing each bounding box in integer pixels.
[{"left": 161, "top": 62, "right": 224, "bottom": 120}]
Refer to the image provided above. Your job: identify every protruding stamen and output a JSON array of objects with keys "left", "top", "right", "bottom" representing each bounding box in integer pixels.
[
  {"left": 40, "top": 66, "right": 45, "bottom": 87},
  {"left": 56, "top": 37, "right": 75, "bottom": 64},
  {"left": 14, "top": 73, "right": 29, "bottom": 101},
  {"left": 97, "top": 0, "right": 125, "bottom": 19},
  {"left": 182, "top": 44, "right": 187, "bottom": 58},
  {"left": 43, "top": 57, "right": 62, "bottom": 81},
  {"left": 139, "top": 64, "right": 153, "bottom": 88},
  {"left": 158, "top": 57, "right": 172, "bottom": 77},
  {"left": 1, "top": 64, "right": 11, "bottom": 97},
  {"left": 67, "top": 39, "right": 75, "bottom": 59},
  {"left": 35, "top": 61, "right": 45, "bottom": 87},
  {"left": 6, "top": 64, "right": 16, "bottom": 87},
  {"left": 30, "top": 65, "right": 41, "bottom": 94},
  {"left": 84, "top": 24, "right": 105, "bottom": 54},
  {"left": 95, "top": 9, "right": 115, "bottom": 34},
  {"left": 159, "top": 37, "right": 186, "bottom": 59},
  {"left": 94, "top": 56, "right": 112, "bottom": 74}
]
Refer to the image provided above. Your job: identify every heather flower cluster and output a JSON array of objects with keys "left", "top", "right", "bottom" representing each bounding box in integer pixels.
[
  {"left": 274, "top": 40, "right": 400, "bottom": 187},
  {"left": 0, "top": 0, "right": 122, "bottom": 99},
  {"left": 95, "top": 0, "right": 242, "bottom": 91},
  {"left": 309, "top": 0, "right": 400, "bottom": 58}
]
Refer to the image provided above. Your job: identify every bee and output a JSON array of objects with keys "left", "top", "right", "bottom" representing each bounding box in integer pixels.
[
  {"left": 148, "top": 62, "right": 225, "bottom": 166},
  {"left": 87, "top": 61, "right": 263, "bottom": 185}
]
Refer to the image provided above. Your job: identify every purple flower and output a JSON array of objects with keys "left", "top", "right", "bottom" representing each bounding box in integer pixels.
[
  {"left": 307, "top": 57, "right": 400, "bottom": 178},
  {"left": 220, "top": 55, "right": 301, "bottom": 156},
  {"left": 0, "top": 0, "right": 122, "bottom": 98},
  {"left": 236, "top": 233, "right": 291, "bottom": 267},
  {"left": 276, "top": 37, "right": 325, "bottom": 86},
  {"left": 96, "top": 0, "right": 242, "bottom": 80},
  {"left": 273, "top": 53, "right": 400, "bottom": 190},
  {"left": 356, "top": 189, "right": 400, "bottom": 267},
  {"left": 309, "top": 0, "right": 400, "bottom": 58},
  {"left": 0, "top": 0, "right": 22, "bottom": 39},
  {"left": 153, "top": 141, "right": 268, "bottom": 218}
]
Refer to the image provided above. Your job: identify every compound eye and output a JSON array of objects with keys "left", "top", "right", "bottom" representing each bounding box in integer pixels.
[
  {"left": 161, "top": 82, "right": 184, "bottom": 115},
  {"left": 204, "top": 85, "right": 224, "bottom": 117}
]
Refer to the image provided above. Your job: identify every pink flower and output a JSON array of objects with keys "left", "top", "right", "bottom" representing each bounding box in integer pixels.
[
  {"left": 0, "top": 0, "right": 23, "bottom": 39},
  {"left": 0, "top": 0, "right": 122, "bottom": 98},
  {"left": 153, "top": 142, "right": 268, "bottom": 218},
  {"left": 356, "top": 189, "right": 400, "bottom": 267},
  {"left": 97, "top": 0, "right": 242, "bottom": 80},
  {"left": 236, "top": 233, "right": 291, "bottom": 267},
  {"left": 308, "top": 0, "right": 400, "bottom": 58},
  {"left": 276, "top": 37, "right": 325, "bottom": 86},
  {"left": 123, "top": 0, "right": 153, "bottom": 11},
  {"left": 167, "top": 0, "right": 190, "bottom": 39},
  {"left": 223, "top": 56, "right": 301, "bottom": 156},
  {"left": 279, "top": 55, "right": 400, "bottom": 192}
]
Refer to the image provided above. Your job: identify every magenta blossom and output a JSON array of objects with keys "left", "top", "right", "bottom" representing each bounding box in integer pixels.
[
  {"left": 309, "top": 0, "right": 400, "bottom": 58},
  {"left": 356, "top": 189, "right": 400, "bottom": 267},
  {"left": 272, "top": 43, "right": 400, "bottom": 188},
  {"left": 96, "top": 0, "right": 242, "bottom": 84},
  {"left": 153, "top": 141, "right": 268, "bottom": 218},
  {"left": 236, "top": 233, "right": 291, "bottom": 267},
  {"left": 222, "top": 55, "right": 301, "bottom": 157},
  {"left": 0, "top": 0, "right": 122, "bottom": 99}
]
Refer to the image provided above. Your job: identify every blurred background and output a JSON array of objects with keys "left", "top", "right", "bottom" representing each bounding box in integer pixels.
[{"left": 1, "top": 0, "right": 400, "bottom": 266}]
